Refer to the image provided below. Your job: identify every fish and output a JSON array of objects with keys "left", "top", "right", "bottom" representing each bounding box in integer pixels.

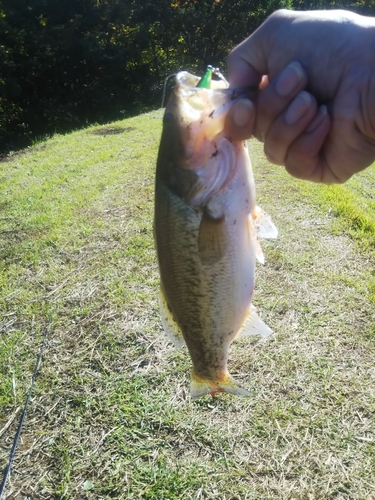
[{"left": 154, "top": 70, "right": 278, "bottom": 398}]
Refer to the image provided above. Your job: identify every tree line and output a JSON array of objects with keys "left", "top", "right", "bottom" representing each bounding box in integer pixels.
[{"left": 1, "top": 0, "right": 374, "bottom": 151}]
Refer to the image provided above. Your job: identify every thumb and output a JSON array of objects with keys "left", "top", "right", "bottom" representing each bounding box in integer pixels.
[{"left": 225, "top": 98, "right": 256, "bottom": 140}]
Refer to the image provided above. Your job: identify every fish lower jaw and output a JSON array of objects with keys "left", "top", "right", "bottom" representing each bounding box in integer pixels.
[{"left": 190, "top": 370, "right": 253, "bottom": 399}]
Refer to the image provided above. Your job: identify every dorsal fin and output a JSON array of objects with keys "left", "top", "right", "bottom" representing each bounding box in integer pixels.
[{"left": 159, "top": 287, "right": 185, "bottom": 349}]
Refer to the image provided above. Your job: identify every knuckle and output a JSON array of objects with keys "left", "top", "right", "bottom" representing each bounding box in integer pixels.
[
  {"left": 284, "top": 158, "right": 304, "bottom": 179},
  {"left": 288, "top": 141, "right": 308, "bottom": 158},
  {"left": 264, "top": 143, "right": 282, "bottom": 166},
  {"left": 265, "top": 9, "right": 291, "bottom": 28},
  {"left": 269, "top": 9, "right": 294, "bottom": 21},
  {"left": 254, "top": 123, "right": 266, "bottom": 143},
  {"left": 285, "top": 146, "right": 315, "bottom": 180}
]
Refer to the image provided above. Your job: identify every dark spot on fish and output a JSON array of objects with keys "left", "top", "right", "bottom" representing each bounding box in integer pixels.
[
  {"left": 234, "top": 220, "right": 236, "bottom": 225},
  {"left": 209, "top": 110, "right": 214, "bottom": 118},
  {"left": 211, "top": 150, "right": 218, "bottom": 158}
]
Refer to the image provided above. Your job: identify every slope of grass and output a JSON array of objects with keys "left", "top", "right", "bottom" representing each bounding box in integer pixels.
[
  {"left": 1, "top": 112, "right": 375, "bottom": 499},
  {"left": 302, "top": 176, "right": 375, "bottom": 254}
]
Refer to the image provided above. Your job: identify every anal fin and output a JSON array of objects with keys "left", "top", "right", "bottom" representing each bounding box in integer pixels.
[
  {"left": 236, "top": 304, "right": 273, "bottom": 339},
  {"left": 159, "top": 287, "right": 185, "bottom": 349}
]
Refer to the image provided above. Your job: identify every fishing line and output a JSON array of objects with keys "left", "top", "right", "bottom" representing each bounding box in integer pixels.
[
  {"left": 161, "top": 73, "right": 176, "bottom": 108},
  {"left": 0, "top": 320, "right": 51, "bottom": 499}
]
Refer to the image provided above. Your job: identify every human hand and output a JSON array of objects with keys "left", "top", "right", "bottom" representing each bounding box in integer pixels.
[{"left": 225, "top": 9, "right": 375, "bottom": 183}]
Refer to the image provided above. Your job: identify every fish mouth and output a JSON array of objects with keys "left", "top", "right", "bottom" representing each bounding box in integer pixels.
[
  {"left": 175, "top": 70, "right": 259, "bottom": 101},
  {"left": 161, "top": 71, "right": 258, "bottom": 207}
]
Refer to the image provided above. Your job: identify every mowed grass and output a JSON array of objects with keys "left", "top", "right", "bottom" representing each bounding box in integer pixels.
[{"left": 1, "top": 111, "right": 375, "bottom": 499}]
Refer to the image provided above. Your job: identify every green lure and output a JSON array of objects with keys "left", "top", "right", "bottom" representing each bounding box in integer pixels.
[{"left": 196, "top": 65, "right": 214, "bottom": 89}]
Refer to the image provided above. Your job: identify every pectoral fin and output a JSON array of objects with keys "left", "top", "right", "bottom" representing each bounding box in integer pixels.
[
  {"left": 248, "top": 215, "right": 265, "bottom": 264},
  {"left": 159, "top": 287, "right": 185, "bottom": 349},
  {"left": 252, "top": 206, "right": 278, "bottom": 239},
  {"left": 236, "top": 304, "right": 273, "bottom": 339},
  {"left": 198, "top": 204, "right": 228, "bottom": 265}
]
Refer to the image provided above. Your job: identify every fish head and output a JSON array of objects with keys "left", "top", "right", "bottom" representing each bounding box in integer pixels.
[{"left": 157, "top": 71, "right": 257, "bottom": 205}]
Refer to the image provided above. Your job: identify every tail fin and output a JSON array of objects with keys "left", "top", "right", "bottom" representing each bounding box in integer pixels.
[{"left": 190, "top": 371, "right": 253, "bottom": 399}]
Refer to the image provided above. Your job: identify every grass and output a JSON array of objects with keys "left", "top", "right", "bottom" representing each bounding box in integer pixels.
[{"left": 1, "top": 111, "right": 375, "bottom": 499}]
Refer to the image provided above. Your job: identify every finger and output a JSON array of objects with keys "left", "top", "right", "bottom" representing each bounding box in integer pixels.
[
  {"left": 260, "top": 75, "right": 269, "bottom": 90},
  {"left": 225, "top": 99, "right": 256, "bottom": 141},
  {"left": 227, "top": 55, "right": 262, "bottom": 88},
  {"left": 225, "top": 62, "right": 307, "bottom": 142},
  {"left": 283, "top": 106, "right": 333, "bottom": 182},
  {"left": 227, "top": 9, "right": 297, "bottom": 87},
  {"left": 263, "top": 91, "right": 318, "bottom": 165},
  {"left": 255, "top": 62, "right": 307, "bottom": 142}
]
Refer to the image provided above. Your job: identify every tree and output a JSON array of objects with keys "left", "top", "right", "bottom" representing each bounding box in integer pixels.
[{"left": 1, "top": 0, "right": 374, "bottom": 150}]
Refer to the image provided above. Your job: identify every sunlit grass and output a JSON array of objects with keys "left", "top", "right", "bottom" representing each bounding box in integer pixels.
[{"left": 1, "top": 113, "right": 375, "bottom": 499}]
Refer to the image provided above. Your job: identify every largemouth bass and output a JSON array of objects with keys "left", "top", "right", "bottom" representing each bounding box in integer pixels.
[{"left": 154, "top": 71, "right": 277, "bottom": 398}]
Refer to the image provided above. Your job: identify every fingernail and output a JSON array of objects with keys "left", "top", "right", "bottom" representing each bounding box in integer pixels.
[
  {"left": 233, "top": 99, "right": 255, "bottom": 127},
  {"left": 276, "top": 62, "right": 305, "bottom": 97},
  {"left": 285, "top": 91, "right": 312, "bottom": 125},
  {"left": 306, "top": 105, "right": 328, "bottom": 133}
]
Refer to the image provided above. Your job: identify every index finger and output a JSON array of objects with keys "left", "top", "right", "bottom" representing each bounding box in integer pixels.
[
  {"left": 227, "top": 19, "right": 272, "bottom": 87},
  {"left": 227, "top": 9, "right": 300, "bottom": 87}
]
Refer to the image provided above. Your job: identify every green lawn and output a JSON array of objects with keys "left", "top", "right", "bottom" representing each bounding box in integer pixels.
[{"left": 1, "top": 111, "right": 375, "bottom": 499}]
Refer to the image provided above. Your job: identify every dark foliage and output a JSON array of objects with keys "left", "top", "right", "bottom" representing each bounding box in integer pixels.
[{"left": 1, "top": 0, "right": 375, "bottom": 150}]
